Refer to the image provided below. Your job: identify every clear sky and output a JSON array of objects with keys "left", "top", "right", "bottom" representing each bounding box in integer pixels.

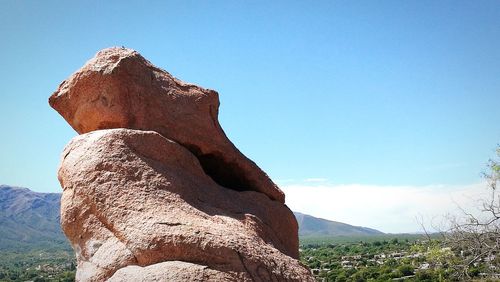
[{"left": 1, "top": 1, "right": 499, "bottom": 232}]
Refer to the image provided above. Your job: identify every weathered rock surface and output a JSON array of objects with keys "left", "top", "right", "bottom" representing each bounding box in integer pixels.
[
  {"left": 59, "top": 129, "right": 311, "bottom": 281},
  {"left": 108, "top": 261, "right": 237, "bottom": 281},
  {"left": 51, "top": 47, "right": 313, "bottom": 281},
  {"left": 49, "top": 47, "right": 284, "bottom": 203}
]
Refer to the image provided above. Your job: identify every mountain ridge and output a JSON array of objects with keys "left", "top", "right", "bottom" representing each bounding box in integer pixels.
[
  {"left": 0, "top": 185, "right": 69, "bottom": 250},
  {"left": 294, "top": 211, "right": 384, "bottom": 236}
]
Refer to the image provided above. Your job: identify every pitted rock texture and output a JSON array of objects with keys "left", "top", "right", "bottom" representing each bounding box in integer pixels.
[
  {"left": 49, "top": 47, "right": 284, "bottom": 203},
  {"left": 60, "top": 129, "right": 311, "bottom": 281},
  {"left": 51, "top": 47, "right": 313, "bottom": 281},
  {"left": 107, "top": 261, "right": 237, "bottom": 281}
]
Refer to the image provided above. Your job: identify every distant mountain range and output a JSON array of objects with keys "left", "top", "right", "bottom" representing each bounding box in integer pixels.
[
  {"left": 0, "top": 185, "right": 69, "bottom": 251},
  {"left": 294, "top": 211, "right": 383, "bottom": 236},
  {"left": 0, "top": 185, "right": 383, "bottom": 250}
]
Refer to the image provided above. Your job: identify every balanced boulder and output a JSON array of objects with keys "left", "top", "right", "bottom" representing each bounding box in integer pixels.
[{"left": 51, "top": 48, "right": 313, "bottom": 281}]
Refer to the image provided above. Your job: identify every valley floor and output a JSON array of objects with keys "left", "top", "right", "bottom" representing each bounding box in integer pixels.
[
  {"left": 0, "top": 235, "right": 498, "bottom": 282},
  {"left": 299, "top": 235, "right": 499, "bottom": 281},
  {"left": 0, "top": 249, "right": 75, "bottom": 282}
]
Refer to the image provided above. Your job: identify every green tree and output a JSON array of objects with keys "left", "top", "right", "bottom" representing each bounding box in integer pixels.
[{"left": 396, "top": 264, "right": 414, "bottom": 276}]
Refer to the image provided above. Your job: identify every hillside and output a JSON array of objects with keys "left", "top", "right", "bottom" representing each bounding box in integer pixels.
[
  {"left": 0, "top": 185, "right": 69, "bottom": 251},
  {"left": 294, "top": 211, "right": 384, "bottom": 237}
]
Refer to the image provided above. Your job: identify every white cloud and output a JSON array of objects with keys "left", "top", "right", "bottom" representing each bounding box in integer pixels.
[
  {"left": 280, "top": 181, "right": 490, "bottom": 233},
  {"left": 304, "top": 178, "right": 328, "bottom": 183}
]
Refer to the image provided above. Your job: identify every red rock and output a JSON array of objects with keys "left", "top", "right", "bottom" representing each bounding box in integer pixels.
[
  {"left": 49, "top": 47, "right": 284, "bottom": 203},
  {"left": 107, "top": 261, "right": 237, "bottom": 281},
  {"left": 51, "top": 48, "right": 312, "bottom": 281},
  {"left": 58, "top": 129, "right": 313, "bottom": 281}
]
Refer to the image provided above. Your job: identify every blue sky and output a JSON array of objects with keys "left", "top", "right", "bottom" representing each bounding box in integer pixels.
[{"left": 1, "top": 1, "right": 499, "bottom": 232}]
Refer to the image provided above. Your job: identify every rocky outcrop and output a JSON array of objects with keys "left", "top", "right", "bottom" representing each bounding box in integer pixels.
[
  {"left": 51, "top": 48, "right": 313, "bottom": 281},
  {"left": 49, "top": 48, "right": 283, "bottom": 203}
]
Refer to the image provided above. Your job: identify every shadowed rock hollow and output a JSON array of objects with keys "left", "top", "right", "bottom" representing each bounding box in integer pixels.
[{"left": 50, "top": 47, "right": 313, "bottom": 281}]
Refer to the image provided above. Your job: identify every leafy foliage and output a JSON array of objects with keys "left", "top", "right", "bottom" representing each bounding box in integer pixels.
[
  {"left": 0, "top": 249, "right": 75, "bottom": 282},
  {"left": 299, "top": 235, "right": 496, "bottom": 281}
]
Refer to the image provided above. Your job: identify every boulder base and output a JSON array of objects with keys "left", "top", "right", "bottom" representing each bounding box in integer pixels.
[{"left": 59, "top": 129, "right": 312, "bottom": 281}]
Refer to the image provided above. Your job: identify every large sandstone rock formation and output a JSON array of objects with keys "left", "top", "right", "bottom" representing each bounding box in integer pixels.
[{"left": 50, "top": 48, "right": 313, "bottom": 281}]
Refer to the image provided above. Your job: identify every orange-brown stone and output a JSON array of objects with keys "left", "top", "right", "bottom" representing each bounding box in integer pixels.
[
  {"left": 50, "top": 48, "right": 313, "bottom": 281},
  {"left": 59, "top": 129, "right": 311, "bottom": 281},
  {"left": 49, "top": 47, "right": 284, "bottom": 203}
]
